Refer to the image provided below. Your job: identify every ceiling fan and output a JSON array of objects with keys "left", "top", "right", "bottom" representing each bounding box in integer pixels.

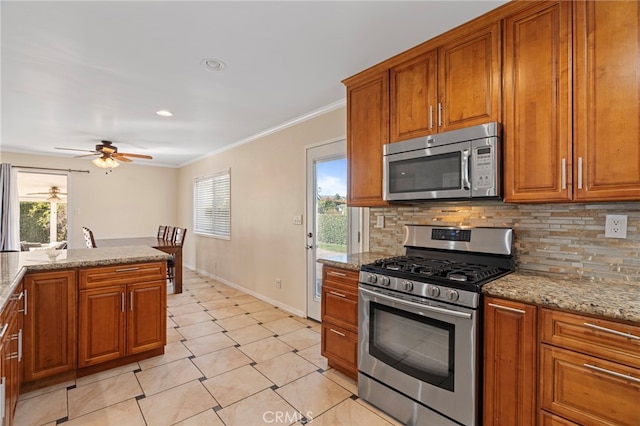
[
  {"left": 55, "top": 140, "right": 153, "bottom": 169},
  {"left": 27, "top": 186, "right": 67, "bottom": 202}
]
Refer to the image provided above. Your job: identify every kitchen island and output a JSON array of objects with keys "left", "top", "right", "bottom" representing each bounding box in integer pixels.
[{"left": 0, "top": 246, "right": 171, "bottom": 423}]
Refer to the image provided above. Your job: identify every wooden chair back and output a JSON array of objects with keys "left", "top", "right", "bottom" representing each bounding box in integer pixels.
[
  {"left": 173, "top": 227, "right": 187, "bottom": 245},
  {"left": 157, "top": 225, "right": 167, "bottom": 239},
  {"left": 165, "top": 226, "right": 176, "bottom": 241},
  {"left": 82, "top": 227, "right": 97, "bottom": 248}
]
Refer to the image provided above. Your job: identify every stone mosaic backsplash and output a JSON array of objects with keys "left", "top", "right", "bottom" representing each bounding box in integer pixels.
[{"left": 369, "top": 201, "right": 640, "bottom": 282}]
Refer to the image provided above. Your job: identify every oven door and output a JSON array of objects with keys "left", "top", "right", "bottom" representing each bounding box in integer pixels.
[
  {"left": 383, "top": 141, "right": 471, "bottom": 201},
  {"left": 358, "top": 284, "right": 478, "bottom": 426}
]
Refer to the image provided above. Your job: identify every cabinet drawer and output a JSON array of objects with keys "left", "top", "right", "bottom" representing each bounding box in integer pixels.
[
  {"left": 540, "top": 344, "right": 640, "bottom": 426},
  {"left": 80, "top": 262, "right": 166, "bottom": 289},
  {"left": 321, "top": 285, "right": 358, "bottom": 330},
  {"left": 322, "top": 266, "right": 359, "bottom": 289},
  {"left": 540, "top": 308, "right": 640, "bottom": 368},
  {"left": 321, "top": 322, "right": 358, "bottom": 378}
]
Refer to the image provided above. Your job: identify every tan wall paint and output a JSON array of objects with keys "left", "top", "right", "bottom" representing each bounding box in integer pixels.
[
  {"left": 0, "top": 152, "right": 178, "bottom": 248},
  {"left": 177, "top": 107, "right": 346, "bottom": 316}
]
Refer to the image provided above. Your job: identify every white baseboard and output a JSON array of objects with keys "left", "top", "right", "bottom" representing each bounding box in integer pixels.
[{"left": 188, "top": 265, "right": 306, "bottom": 318}]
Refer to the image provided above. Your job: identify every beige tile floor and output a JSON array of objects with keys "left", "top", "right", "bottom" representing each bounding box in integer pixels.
[{"left": 14, "top": 269, "right": 402, "bottom": 426}]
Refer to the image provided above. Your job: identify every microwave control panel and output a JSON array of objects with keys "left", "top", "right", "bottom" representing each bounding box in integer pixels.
[{"left": 473, "top": 146, "right": 494, "bottom": 189}]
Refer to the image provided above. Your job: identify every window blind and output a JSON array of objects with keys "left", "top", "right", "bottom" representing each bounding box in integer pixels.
[{"left": 194, "top": 169, "right": 230, "bottom": 239}]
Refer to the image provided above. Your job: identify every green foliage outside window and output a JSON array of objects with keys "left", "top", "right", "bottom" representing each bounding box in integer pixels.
[{"left": 20, "top": 202, "right": 68, "bottom": 243}]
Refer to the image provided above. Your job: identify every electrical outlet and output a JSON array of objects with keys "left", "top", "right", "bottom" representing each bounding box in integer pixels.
[
  {"left": 376, "top": 215, "right": 385, "bottom": 228},
  {"left": 605, "top": 214, "right": 628, "bottom": 239},
  {"left": 275, "top": 279, "right": 282, "bottom": 289}
]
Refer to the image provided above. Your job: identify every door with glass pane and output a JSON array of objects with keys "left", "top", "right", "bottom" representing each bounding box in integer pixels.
[{"left": 306, "top": 140, "right": 359, "bottom": 321}]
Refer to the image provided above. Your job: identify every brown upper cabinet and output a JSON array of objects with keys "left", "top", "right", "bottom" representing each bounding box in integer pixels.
[
  {"left": 390, "top": 21, "right": 502, "bottom": 142},
  {"left": 504, "top": 0, "right": 640, "bottom": 202},
  {"left": 345, "top": 70, "right": 389, "bottom": 207}
]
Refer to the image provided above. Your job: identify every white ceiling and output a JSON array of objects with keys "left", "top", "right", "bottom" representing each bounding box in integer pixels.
[{"left": 1, "top": 1, "right": 508, "bottom": 168}]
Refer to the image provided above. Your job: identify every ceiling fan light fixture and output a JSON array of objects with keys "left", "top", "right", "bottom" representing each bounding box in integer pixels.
[
  {"left": 201, "top": 58, "right": 226, "bottom": 72},
  {"left": 156, "top": 110, "right": 173, "bottom": 117},
  {"left": 92, "top": 156, "right": 120, "bottom": 169}
]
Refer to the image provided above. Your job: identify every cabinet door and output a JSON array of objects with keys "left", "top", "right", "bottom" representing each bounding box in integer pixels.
[
  {"left": 574, "top": 1, "right": 640, "bottom": 201},
  {"left": 127, "top": 281, "right": 166, "bottom": 355},
  {"left": 78, "top": 286, "right": 126, "bottom": 367},
  {"left": 346, "top": 70, "right": 389, "bottom": 207},
  {"left": 540, "top": 344, "right": 640, "bottom": 426},
  {"left": 483, "top": 297, "right": 537, "bottom": 426},
  {"left": 503, "top": 1, "right": 572, "bottom": 202},
  {"left": 22, "top": 270, "right": 77, "bottom": 382},
  {"left": 438, "top": 21, "right": 501, "bottom": 132},
  {"left": 390, "top": 50, "right": 438, "bottom": 141},
  {"left": 321, "top": 322, "right": 358, "bottom": 380}
]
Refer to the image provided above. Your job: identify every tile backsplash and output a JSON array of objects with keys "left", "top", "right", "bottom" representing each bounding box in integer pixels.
[{"left": 369, "top": 201, "right": 640, "bottom": 282}]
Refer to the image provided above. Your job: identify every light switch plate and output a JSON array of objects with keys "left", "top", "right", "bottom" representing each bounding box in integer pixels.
[
  {"left": 376, "top": 215, "right": 384, "bottom": 228},
  {"left": 293, "top": 215, "right": 303, "bottom": 225},
  {"left": 605, "top": 214, "right": 627, "bottom": 238}
]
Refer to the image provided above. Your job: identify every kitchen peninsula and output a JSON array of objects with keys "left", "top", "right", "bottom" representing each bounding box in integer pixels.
[{"left": 0, "top": 246, "right": 170, "bottom": 424}]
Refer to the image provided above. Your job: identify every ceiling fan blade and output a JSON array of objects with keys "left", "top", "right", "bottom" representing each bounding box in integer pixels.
[
  {"left": 74, "top": 153, "right": 100, "bottom": 158},
  {"left": 114, "top": 156, "right": 133, "bottom": 163},
  {"left": 27, "top": 192, "right": 50, "bottom": 195},
  {"left": 116, "top": 152, "right": 153, "bottom": 160},
  {"left": 55, "top": 147, "right": 97, "bottom": 153}
]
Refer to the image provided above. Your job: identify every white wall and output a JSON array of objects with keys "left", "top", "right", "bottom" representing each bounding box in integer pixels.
[
  {"left": 0, "top": 152, "right": 178, "bottom": 248},
  {"left": 177, "top": 107, "right": 346, "bottom": 316}
]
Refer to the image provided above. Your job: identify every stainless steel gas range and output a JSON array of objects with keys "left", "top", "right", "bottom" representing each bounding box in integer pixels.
[{"left": 358, "top": 225, "right": 514, "bottom": 426}]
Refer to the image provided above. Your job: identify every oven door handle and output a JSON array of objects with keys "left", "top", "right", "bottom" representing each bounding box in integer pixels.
[{"left": 359, "top": 287, "right": 472, "bottom": 319}]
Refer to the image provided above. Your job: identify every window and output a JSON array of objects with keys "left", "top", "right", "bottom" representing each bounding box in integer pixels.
[{"left": 194, "top": 169, "right": 230, "bottom": 239}]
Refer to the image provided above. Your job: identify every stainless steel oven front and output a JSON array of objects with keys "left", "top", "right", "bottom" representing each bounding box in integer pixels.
[{"left": 358, "top": 283, "right": 479, "bottom": 426}]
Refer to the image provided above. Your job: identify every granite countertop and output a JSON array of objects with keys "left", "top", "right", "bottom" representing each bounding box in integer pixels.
[
  {"left": 0, "top": 246, "right": 171, "bottom": 313},
  {"left": 317, "top": 252, "right": 394, "bottom": 271},
  {"left": 317, "top": 253, "right": 640, "bottom": 324},
  {"left": 483, "top": 272, "right": 640, "bottom": 323}
]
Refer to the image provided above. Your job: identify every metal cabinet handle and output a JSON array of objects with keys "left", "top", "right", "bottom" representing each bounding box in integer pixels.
[
  {"left": 116, "top": 267, "right": 139, "bottom": 273},
  {"left": 329, "top": 328, "right": 346, "bottom": 337},
  {"left": 121, "top": 293, "right": 125, "bottom": 313},
  {"left": 577, "top": 157, "right": 583, "bottom": 189},
  {"left": 18, "top": 290, "right": 27, "bottom": 315},
  {"left": 438, "top": 102, "right": 443, "bottom": 127},
  {"left": 488, "top": 303, "right": 526, "bottom": 314},
  {"left": 329, "top": 291, "right": 346, "bottom": 298},
  {"left": 328, "top": 271, "right": 347, "bottom": 277},
  {"left": 583, "top": 322, "right": 639, "bottom": 340},
  {"left": 0, "top": 377, "right": 5, "bottom": 419},
  {"left": 18, "top": 329, "right": 22, "bottom": 361},
  {"left": 584, "top": 364, "right": 640, "bottom": 383},
  {"left": 0, "top": 324, "right": 8, "bottom": 340},
  {"left": 130, "top": 291, "right": 134, "bottom": 311},
  {"left": 561, "top": 158, "right": 567, "bottom": 190},
  {"left": 10, "top": 291, "right": 24, "bottom": 302}
]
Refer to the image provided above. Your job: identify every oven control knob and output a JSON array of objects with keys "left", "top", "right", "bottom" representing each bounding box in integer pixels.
[
  {"left": 446, "top": 289, "right": 460, "bottom": 302},
  {"left": 380, "top": 276, "right": 391, "bottom": 286},
  {"left": 367, "top": 274, "right": 378, "bottom": 284},
  {"left": 402, "top": 280, "right": 414, "bottom": 292},
  {"left": 427, "top": 285, "right": 440, "bottom": 297}
]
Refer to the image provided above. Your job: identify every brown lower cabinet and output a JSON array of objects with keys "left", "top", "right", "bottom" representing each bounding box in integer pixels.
[
  {"left": 22, "top": 270, "right": 77, "bottom": 385},
  {"left": 78, "top": 263, "right": 166, "bottom": 369},
  {"left": 484, "top": 297, "right": 640, "bottom": 426},
  {"left": 483, "top": 297, "right": 537, "bottom": 426},
  {"left": 320, "top": 266, "right": 359, "bottom": 380},
  {"left": 0, "top": 282, "right": 24, "bottom": 426}
]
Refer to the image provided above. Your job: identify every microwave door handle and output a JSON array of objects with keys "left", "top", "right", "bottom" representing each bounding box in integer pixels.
[{"left": 462, "top": 149, "right": 471, "bottom": 190}]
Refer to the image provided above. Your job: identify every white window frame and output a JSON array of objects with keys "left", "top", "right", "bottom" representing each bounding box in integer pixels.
[{"left": 193, "top": 169, "right": 231, "bottom": 239}]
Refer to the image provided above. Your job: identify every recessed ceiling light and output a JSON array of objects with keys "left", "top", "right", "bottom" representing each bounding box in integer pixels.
[
  {"left": 201, "top": 58, "right": 226, "bottom": 72},
  {"left": 156, "top": 110, "right": 173, "bottom": 117}
]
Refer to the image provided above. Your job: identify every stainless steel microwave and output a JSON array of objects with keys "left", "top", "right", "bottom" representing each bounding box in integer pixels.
[{"left": 383, "top": 122, "right": 501, "bottom": 202}]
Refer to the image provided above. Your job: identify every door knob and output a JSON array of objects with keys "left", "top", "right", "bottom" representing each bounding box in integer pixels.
[
  {"left": 307, "top": 232, "right": 313, "bottom": 238},
  {"left": 305, "top": 245, "right": 313, "bottom": 250}
]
